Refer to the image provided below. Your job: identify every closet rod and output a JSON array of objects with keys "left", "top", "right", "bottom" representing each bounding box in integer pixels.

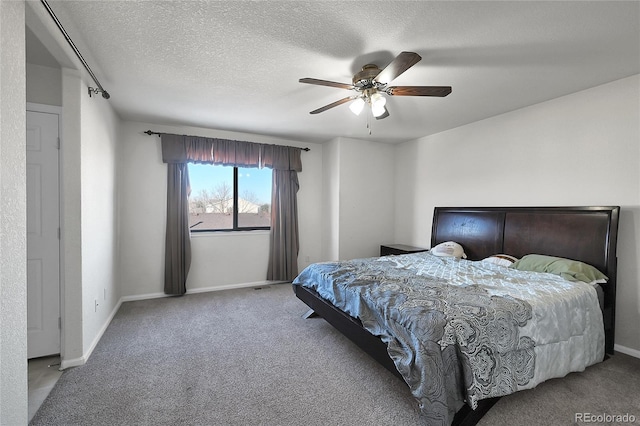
[{"left": 41, "top": 0, "right": 110, "bottom": 99}]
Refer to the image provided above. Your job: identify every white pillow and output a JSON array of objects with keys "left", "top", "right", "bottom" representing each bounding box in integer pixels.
[
  {"left": 431, "top": 241, "right": 467, "bottom": 259},
  {"left": 481, "top": 254, "right": 518, "bottom": 267}
]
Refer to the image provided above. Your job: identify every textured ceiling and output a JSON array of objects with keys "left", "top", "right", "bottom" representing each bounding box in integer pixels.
[{"left": 37, "top": 1, "right": 640, "bottom": 144}]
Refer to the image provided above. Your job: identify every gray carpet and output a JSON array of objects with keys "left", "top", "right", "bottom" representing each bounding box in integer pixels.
[
  {"left": 30, "top": 284, "right": 419, "bottom": 425},
  {"left": 478, "top": 348, "right": 640, "bottom": 425},
  {"left": 31, "top": 283, "right": 640, "bottom": 426}
]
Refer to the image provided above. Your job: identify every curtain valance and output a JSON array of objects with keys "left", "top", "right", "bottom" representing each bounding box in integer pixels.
[{"left": 161, "top": 133, "right": 302, "bottom": 172}]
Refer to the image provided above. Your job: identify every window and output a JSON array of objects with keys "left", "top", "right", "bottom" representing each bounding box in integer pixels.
[{"left": 188, "top": 164, "right": 272, "bottom": 231}]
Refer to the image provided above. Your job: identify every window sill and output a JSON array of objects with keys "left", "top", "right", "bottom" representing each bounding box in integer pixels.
[{"left": 190, "top": 229, "right": 270, "bottom": 238}]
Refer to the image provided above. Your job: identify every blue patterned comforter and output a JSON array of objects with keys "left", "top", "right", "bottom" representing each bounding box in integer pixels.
[{"left": 292, "top": 252, "right": 604, "bottom": 425}]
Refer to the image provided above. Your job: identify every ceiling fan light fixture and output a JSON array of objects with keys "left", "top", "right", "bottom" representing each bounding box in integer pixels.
[
  {"left": 370, "top": 92, "right": 386, "bottom": 108},
  {"left": 371, "top": 103, "right": 386, "bottom": 118},
  {"left": 349, "top": 97, "right": 365, "bottom": 115}
]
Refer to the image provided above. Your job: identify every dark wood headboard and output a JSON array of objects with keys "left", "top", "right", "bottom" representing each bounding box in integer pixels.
[{"left": 431, "top": 206, "right": 620, "bottom": 354}]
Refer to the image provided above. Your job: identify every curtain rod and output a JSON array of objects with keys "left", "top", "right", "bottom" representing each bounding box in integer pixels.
[
  {"left": 41, "top": 0, "right": 110, "bottom": 100},
  {"left": 144, "top": 130, "right": 310, "bottom": 152}
]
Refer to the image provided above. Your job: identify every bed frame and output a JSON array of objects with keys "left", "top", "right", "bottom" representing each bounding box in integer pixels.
[{"left": 294, "top": 206, "right": 619, "bottom": 425}]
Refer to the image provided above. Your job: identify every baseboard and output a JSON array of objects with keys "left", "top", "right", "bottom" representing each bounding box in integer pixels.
[
  {"left": 120, "top": 292, "right": 168, "bottom": 302},
  {"left": 186, "top": 280, "right": 290, "bottom": 294},
  {"left": 60, "top": 356, "right": 86, "bottom": 370},
  {"left": 120, "top": 281, "right": 290, "bottom": 301},
  {"left": 60, "top": 299, "right": 122, "bottom": 370},
  {"left": 614, "top": 344, "right": 640, "bottom": 359}
]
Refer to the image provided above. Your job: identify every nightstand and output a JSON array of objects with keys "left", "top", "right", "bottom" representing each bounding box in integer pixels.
[{"left": 380, "top": 244, "right": 429, "bottom": 256}]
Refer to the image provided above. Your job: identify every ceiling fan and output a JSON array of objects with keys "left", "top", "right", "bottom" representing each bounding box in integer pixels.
[{"left": 299, "top": 51, "right": 451, "bottom": 120}]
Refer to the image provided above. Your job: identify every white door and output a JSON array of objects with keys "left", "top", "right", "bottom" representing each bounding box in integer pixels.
[{"left": 26, "top": 109, "right": 61, "bottom": 359}]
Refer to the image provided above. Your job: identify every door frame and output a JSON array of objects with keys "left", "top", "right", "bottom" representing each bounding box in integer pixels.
[{"left": 26, "top": 102, "right": 64, "bottom": 361}]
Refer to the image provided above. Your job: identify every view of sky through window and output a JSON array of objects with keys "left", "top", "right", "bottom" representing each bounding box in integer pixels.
[
  {"left": 188, "top": 164, "right": 272, "bottom": 204},
  {"left": 188, "top": 164, "right": 272, "bottom": 230}
]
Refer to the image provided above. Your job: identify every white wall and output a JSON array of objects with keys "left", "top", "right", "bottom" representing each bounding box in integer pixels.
[
  {"left": 117, "top": 121, "right": 324, "bottom": 297},
  {"left": 79, "top": 76, "right": 121, "bottom": 358},
  {"left": 26, "top": 63, "right": 61, "bottom": 106},
  {"left": 60, "top": 68, "right": 84, "bottom": 365},
  {"left": 322, "top": 138, "right": 340, "bottom": 260},
  {"left": 321, "top": 137, "right": 396, "bottom": 261},
  {"left": 55, "top": 69, "right": 123, "bottom": 368},
  {"left": 0, "top": 2, "right": 28, "bottom": 424},
  {"left": 337, "top": 137, "right": 396, "bottom": 260},
  {"left": 394, "top": 75, "right": 640, "bottom": 354}
]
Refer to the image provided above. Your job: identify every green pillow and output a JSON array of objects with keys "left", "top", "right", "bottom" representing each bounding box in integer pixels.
[{"left": 510, "top": 254, "right": 608, "bottom": 283}]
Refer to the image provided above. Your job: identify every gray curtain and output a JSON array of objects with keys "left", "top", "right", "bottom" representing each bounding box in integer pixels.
[
  {"left": 164, "top": 162, "right": 191, "bottom": 295},
  {"left": 267, "top": 169, "right": 300, "bottom": 281},
  {"left": 161, "top": 133, "right": 302, "bottom": 293}
]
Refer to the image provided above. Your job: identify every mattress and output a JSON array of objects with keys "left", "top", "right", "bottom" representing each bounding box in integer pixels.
[{"left": 293, "top": 252, "right": 605, "bottom": 425}]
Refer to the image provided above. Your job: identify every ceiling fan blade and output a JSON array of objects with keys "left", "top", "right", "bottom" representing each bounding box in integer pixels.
[
  {"left": 299, "top": 78, "right": 354, "bottom": 90},
  {"left": 309, "top": 96, "right": 354, "bottom": 114},
  {"left": 373, "top": 52, "right": 422, "bottom": 85},
  {"left": 386, "top": 86, "right": 452, "bottom": 97}
]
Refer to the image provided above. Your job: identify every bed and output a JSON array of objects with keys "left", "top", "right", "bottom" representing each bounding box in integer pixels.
[{"left": 292, "top": 206, "right": 619, "bottom": 426}]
